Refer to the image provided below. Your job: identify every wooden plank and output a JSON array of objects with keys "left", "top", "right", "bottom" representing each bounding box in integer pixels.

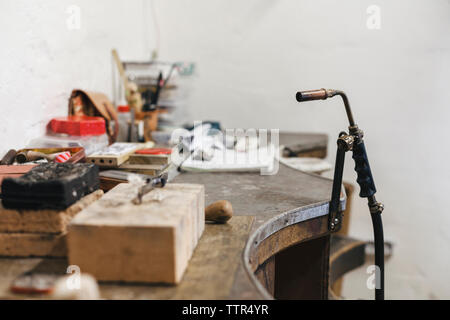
[
  {"left": 0, "top": 165, "right": 37, "bottom": 193},
  {"left": 249, "top": 215, "right": 329, "bottom": 272},
  {"left": 67, "top": 183, "right": 204, "bottom": 284},
  {"left": 118, "top": 163, "right": 167, "bottom": 176},
  {"left": 87, "top": 142, "right": 153, "bottom": 168},
  {"left": 129, "top": 153, "right": 171, "bottom": 165},
  {"left": 99, "top": 176, "right": 122, "bottom": 192},
  {"left": 0, "top": 233, "right": 66, "bottom": 258},
  {"left": 0, "top": 190, "right": 103, "bottom": 234},
  {"left": 0, "top": 165, "right": 38, "bottom": 174}
]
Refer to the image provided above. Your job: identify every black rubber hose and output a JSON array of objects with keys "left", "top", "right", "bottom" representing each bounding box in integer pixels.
[{"left": 370, "top": 211, "right": 385, "bottom": 300}]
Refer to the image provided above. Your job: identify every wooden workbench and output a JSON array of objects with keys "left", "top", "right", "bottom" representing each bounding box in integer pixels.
[{"left": 0, "top": 132, "right": 360, "bottom": 300}]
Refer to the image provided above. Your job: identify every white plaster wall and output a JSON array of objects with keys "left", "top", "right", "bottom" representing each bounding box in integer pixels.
[
  {"left": 1, "top": 0, "right": 449, "bottom": 299},
  {"left": 0, "top": 0, "right": 154, "bottom": 155},
  {"left": 153, "top": 0, "right": 450, "bottom": 298}
]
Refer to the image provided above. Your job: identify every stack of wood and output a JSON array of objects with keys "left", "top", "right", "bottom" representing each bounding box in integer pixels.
[
  {"left": 121, "top": 148, "right": 172, "bottom": 175},
  {"left": 87, "top": 143, "right": 171, "bottom": 176},
  {"left": 93, "top": 145, "right": 174, "bottom": 191},
  {"left": 0, "top": 190, "right": 103, "bottom": 257}
]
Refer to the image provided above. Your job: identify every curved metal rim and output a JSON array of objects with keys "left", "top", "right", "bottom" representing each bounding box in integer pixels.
[{"left": 242, "top": 196, "right": 346, "bottom": 299}]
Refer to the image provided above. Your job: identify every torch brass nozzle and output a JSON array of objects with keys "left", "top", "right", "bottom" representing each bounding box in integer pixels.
[{"left": 295, "top": 89, "right": 356, "bottom": 127}]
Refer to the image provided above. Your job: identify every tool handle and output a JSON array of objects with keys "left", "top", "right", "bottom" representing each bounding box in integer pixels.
[
  {"left": 296, "top": 89, "right": 328, "bottom": 102},
  {"left": 0, "top": 150, "right": 17, "bottom": 165},
  {"left": 152, "top": 172, "right": 168, "bottom": 188},
  {"left": 16, "top": 151, "right": 50, "bottom": 163},
  {"left": 352, "top": 141, "right": 377, "bottom": 198},
  {"left": 141, "top": 173, "right": 168, "bottom": 194},
  {"left": 205, "top": 200, "right": 233, "bottom": 224}
]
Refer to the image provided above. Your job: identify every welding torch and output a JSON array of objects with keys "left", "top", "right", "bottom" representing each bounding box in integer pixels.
[{"left": 296, "top": 88, "right": 385, "bottom": 300}]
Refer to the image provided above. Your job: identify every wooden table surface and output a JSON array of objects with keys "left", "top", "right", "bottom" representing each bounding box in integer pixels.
[{"left": 0, "top": 132, "right": 344, "bottom": 300}]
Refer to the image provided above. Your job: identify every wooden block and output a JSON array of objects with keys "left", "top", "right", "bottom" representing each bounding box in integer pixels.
[
  {"left": 99, "top": 176, "right": 123, "bottom": 192},
  {"left": 129, "top": 153, "right": 171, "bottom": 165},
  {"left": 0, "top": 165, "right": 37, "bottom": 193},
  {"left": 170, "top": 184, "right": 205, "bottom": 246},
  {"left": 67, "top": 183, "right": 205, "bottom": 284},
  {"left": 0, "top": 165, "right": 38, "bottom": 175},
  {"left": 87, "top": 142, "right": 153, "bottom": 168},
  {"left": 0, "top": 232, "right": 66, "bottom": 258},
  {"left": 0, "top": 190, "right": 103, "bottom": 234},
  {"left": 118, "top": 163, "right": 167, "bottom": 176}
]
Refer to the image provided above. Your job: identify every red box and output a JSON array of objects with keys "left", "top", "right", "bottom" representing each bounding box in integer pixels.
[{"left": 49, "top": 116, "right": 106, "bottom": 136}]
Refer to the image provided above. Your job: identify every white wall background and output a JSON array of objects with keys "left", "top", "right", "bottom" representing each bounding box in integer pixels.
[
  {"left": 0, "top": 0, "right": 154, "bottom": 155},
  {"left": 1, "top": 0, "right": 449, "bottom": 299}
]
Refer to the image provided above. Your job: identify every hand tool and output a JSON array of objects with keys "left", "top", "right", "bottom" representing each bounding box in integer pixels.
[
  {"left": 127, "top": 107, "right": 136, "bottom": 142},
  {"left": 0, "top": 150, "right": 17, "bottom": 165},
  {"left": 16, "top": 151, "right": 71, "bottom": 163},
  {"left": 132, "top": 172, "right": 168, "bottom": 205},
  {"left": 296, "top": 88, "right": 385, "bottom": 300},
  {"left": 16, "top": 151, "right": 52, "bottom": 163},
  {"left": 205, "top": 200, "right": 233, "bottom": 223},
  {"left": 14, "top": 148, "right": 84, "bottom": 164},
  {"left": 143, "top": 72, "right": 164, "bottom": 111},
  {"left": 153, "top": 72, "right": 163, "bottom": 105}
]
